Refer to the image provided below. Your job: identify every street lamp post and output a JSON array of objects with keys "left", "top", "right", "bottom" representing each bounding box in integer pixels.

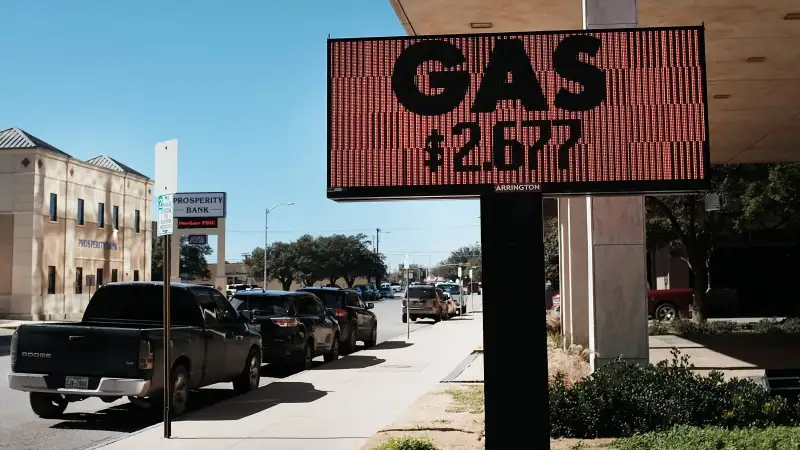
[
  {"left": 264, "top": 202, "right": 294, "bottom": 289},
  {"left": 375, "top": 228, "right": 389, "bottom": 286}
]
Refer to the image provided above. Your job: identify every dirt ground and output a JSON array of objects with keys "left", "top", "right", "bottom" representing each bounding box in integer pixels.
[
  {"left": 361, "top": 383, "right": 615, "bottom": 450},
  {"left": 361, "top": 383, "right": 485, "bottom": 449}
]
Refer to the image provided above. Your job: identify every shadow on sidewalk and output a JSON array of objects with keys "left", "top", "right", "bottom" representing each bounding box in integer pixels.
[
  {"left": 371, "top": 341, "right": 413, "bottom": 350},
  {"left": 679, "top": 333, "right": 800, "bottom": 370},
  {"left": 313, "top": 355, "right": 385, "bottom": 370},
  {"left": 189, "top": 382, "right": 327, "bottom": 421}
]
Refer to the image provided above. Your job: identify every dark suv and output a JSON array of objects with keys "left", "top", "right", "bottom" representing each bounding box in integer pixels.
[
  {"left": 299, "top": 287, "right": 378, "bottom": 353},
  {"left": 230, "top": 290, "right": 341, "bottom": 370}
]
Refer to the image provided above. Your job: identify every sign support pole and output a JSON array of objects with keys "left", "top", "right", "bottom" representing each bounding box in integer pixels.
[
  {"left": 480, "top": 191, "right": 546, "bottom": 449},
  {"left": 162, "top": 234, "right": 172, "bottom": 438}
]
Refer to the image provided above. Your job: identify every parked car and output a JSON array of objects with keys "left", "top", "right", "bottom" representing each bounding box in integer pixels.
[
  {"left": 378, "top": 286, "right": 394, "bottom": 299},
  {"left": 402, "top": 285, "right": 445, "bottom": 323},
  {"left": 391, "top": 283, "right": 403, "bottom": 292},
  {"left": 648, "top": 288, "right": 694, "bottom": 321},
  {"left": 436, "top": 283, "right": 467, "bottom": 314},
  {"left": 465, "top": 282, "right": 482, "bottom": 295},
  {"left": 8, "top": 282, "right": 262, "bottom": 419},
  {"left": 296, "top": 287, "right": 377, "bottom": 353},
  {"left": 354, "top": 284, "right": 377, "bottom": 303},
  {"left": 229, "top": 290, "right": 341, "bottom": 369}
]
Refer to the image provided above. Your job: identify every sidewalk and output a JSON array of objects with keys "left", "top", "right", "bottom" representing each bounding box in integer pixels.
[{"left": 96, "top": 305, "right": 484, "bottom": 450}]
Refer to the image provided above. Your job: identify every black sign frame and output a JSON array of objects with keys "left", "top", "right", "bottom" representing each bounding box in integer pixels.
[{"left": 326, "top": 25, "right": 711, "bottom": 202}]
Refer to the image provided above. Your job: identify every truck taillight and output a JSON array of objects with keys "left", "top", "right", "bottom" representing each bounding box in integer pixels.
[
  {"left": 272, "top": 317, "right": 299, "bottom": 327},
  {"left": 402, "top": 299, "right": 406, "bottom": 307},
  {"left": 335, "top": 309, "right": 348, "bottom": 317},
  {"left": 138, "top": 340, "right": 154, "bottom": 370},
  {"left": 10, "top": 330, "right": 18, "bottom": 367}
]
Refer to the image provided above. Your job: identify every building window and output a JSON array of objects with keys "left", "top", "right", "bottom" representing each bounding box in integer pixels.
[
  {"left": 75, "top": 267, "right": 83, "bottom": 294},
  {"left": 77, "top": 199, "right": 85, "bottom": 225},
  {"left": 111, "top": 269, "right": 118, "bottom": 282},
  {"left": 96, "top": 268, "right": 104, "bottom": 287},
  {"left": 112, "top": 206, "right": 119, "bottom": 230},
  {"left": 134, "top": 210, "right": 141, "bottom": 233},
  {"left": 47, "top": 266, "right": 56, "bottom": 294},
  {"left": 49, "top": 193, "right": 57, "bottom": 222},
  {"left": 98, "top": 203, "right": 105, "bottom": 228},
  {"left": 134, "top": 270, "right": 140, "bottom": 281}
]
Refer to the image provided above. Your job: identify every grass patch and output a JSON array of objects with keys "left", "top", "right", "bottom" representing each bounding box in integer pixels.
[
  {"left": 649, "top": 317, "right": 800, "bottom": 336},
  {"left": 611, "top": 425, "right": 800, "bottom": 449},
  {"left": 373, "top": 436, "right": 439, "bottom": 450},
  {"left": 443, "top": 385, "right": 484, "bottom": 414}
]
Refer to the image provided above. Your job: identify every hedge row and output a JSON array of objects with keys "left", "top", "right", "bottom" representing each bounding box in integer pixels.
[{"left": 649, "top": 317, "right": 800, "bottom": 336}]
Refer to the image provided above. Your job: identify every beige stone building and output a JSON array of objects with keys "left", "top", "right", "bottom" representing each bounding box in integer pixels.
[{"left": 0, "top": 127, "right": 154, "bottom": 320}]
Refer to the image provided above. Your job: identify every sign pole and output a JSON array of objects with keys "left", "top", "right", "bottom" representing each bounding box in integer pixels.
[
  {"left": 480, "top": 191, "right": 546, "bottom": 450},
  {"left": 405, "top": 255, "right": 410, "bottom": 340},
  {"left": 162, "top": 234, "right": 172, "bottom": 438}
]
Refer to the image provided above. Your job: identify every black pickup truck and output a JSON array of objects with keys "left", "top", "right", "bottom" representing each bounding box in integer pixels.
[{"left": 7, "top": 282, "right": 262, "bottom": 419}]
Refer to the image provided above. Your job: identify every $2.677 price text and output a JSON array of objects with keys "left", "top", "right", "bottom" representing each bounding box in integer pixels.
[{"left": 423, "top": 119, "right": 582, "bottom": 173}]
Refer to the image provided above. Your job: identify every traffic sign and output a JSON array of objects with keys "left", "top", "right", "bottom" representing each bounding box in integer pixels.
[{"left": 157, "top": 193, "right": 174, "bottom": 236}]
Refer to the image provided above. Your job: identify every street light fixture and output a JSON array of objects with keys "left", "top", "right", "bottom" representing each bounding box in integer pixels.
[{"left": 264, "top": 202, "right": 294, "bottom": 289}]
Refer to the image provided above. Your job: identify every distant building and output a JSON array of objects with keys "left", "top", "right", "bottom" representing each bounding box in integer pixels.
[{"left": 0, "top": 127, "right": 154, "bottom": 320}]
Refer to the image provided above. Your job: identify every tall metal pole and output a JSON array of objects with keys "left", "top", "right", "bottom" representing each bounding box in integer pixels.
[
  {"left": 162, "top": 234, "right": 172, "bottom": 438},
  {"left": 262, "top": 203, "right": 294, "bottom": 290},
  {"left": 375, "top": 228, "right": 380, "bottom": 286}
]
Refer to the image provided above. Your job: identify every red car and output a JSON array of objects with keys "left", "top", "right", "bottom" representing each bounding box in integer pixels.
[{"left": 648, "top": 288, "right": 694, "bottom": 321}]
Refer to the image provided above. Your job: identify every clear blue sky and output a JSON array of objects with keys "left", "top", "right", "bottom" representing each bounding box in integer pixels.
[{"left": 0, "top": 0, "right": 480, "bottom": 271}]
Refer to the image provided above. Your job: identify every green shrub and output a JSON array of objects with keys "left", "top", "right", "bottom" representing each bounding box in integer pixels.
[
  {"left": 373, "top": 436, "right": 438, "bottom": 450},
  {"left": 648, "top": 318, "right": 800, "bottom": 336},
  {"left": 611, "top": 425, "right": 800, "bottom": 450},
  {"left": 549, "top": 349, "right": 800, "bottom": 439}
]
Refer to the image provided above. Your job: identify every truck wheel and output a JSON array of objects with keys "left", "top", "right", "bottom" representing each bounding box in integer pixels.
[
  {"left": 324, "top": 335, "right": 340, "bottom": 362},
  {"left": 170, "top": 365, "right": 190, "bottom": 418},
  {"left": 299, "top": 341, "right": 314, "bottom": 371},
  {"left": 401, "top": 314, "right": 407, "bottom": 323},
  {"left": 29, "top": 393, "right": 67, "bottom": 419},
  {"left": 233, "top": 349, "right": 261, "bottom": 394}
]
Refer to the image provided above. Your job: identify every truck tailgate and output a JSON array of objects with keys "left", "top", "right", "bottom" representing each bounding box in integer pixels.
[{"left": 14, "top": 324, "right": 144, "bottom": 379}]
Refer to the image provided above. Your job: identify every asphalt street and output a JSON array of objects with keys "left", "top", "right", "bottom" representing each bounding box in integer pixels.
[{"left": 0, "top": 293, "right": 455, "bottom": 450}]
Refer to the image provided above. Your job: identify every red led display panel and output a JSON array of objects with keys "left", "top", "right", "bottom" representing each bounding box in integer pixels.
[
  {"left": 327, "top": 26, "right": 710, "bottom": 200},
  {"left": 177, "top": 218, "right": 218, "bottom": 229}
]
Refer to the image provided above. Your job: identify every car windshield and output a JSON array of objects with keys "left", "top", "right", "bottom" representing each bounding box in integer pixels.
[
  {"left": 231, "top": 295, "right": 289, "bottom": 316},
  {"left": 379, "top": 287, "right": 391, "bottom": 292},
  {"left": 407, "top": 286, "right": 436, "bottom": 299},
  {"left": 303, "top": 290, "right": 341, "bottom": 308}
]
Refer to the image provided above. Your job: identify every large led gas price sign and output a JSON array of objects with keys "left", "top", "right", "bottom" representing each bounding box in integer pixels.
[{"left": 327, "top": 26, "right": 710, "bottom": 200}]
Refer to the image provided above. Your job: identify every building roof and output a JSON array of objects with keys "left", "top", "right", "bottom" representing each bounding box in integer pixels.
[
  {"left": 0, "top": 127, "right": 72, "bottom": 158},
  {"left": 85, "top": 154, "right": 150, "bottom": 180}
]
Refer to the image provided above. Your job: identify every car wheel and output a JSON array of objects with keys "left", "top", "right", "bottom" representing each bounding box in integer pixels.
[
  {"left": 433, "top": 312, "right": 441, "bottom": 323},
  {"left": 233, "top": 348, "right": 261, "bottom": 394},
  {"left": 170, "top": 364, "right": 190, "bottom": 418},
  {"left": 655, "top": 303, "right": 679, "bottom": 321},
  {"left": 411, "top": 316, "right": 417, "bottom": 322},
  {"left": 300, "top": 341, "right": 314, "bottom": 370},
  {"left": 324, "top": 335, "right": 340, "bottom": 362},
  {"left": 29, "top": 393, "right": 67, "bottom": 419},
  {"left": 343, "top": 326, "right": 357, "bottom": 354},
  {"left": 364, "top": 323, "right": 377, "bottom": 348}
]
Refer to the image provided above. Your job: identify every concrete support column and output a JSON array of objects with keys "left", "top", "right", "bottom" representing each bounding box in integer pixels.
[
  {"left": 556, "top": 199, "right": 572, "bottom": 346},
  {"left": 586, "top": 197, "right": 649, "bottom": 370},
  {"left": 553, "top": 0, "right": 648, "bottom": 371},
  {"left": 566, "top": 198, "right": 590, "bottom": 349},
  {"left": 215, "top": 219, "right": 227, "bottom": 292}
]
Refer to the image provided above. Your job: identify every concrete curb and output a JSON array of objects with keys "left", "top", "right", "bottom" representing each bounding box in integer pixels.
[{"left": 440, "top": 353, "right": 478, "bottom": 383}]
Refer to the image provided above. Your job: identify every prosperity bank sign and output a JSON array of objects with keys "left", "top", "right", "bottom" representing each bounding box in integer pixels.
[
  {"left": 172, "top": 192, "right": 227, "bottom": 218},
  {"left": 327, "top": 26, "right": 710, "bottom": 200}
]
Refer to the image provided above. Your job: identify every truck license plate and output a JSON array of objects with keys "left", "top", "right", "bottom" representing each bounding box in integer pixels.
[
  {"left": 249, "top": 324, "right": 261, "bottom": 332},
  {"left": 64, "top": 376, "right": 89, "bottom": 389}
]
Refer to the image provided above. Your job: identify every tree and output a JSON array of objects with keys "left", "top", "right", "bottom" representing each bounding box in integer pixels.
[
  {"left": 179, "top": 236, "right": 213, "bottom": 280},
  {"left": 646, "top": 163, "right": 800, "bottom": 322},
  {"left": 266, "top": 242, "right": 298, "bottom": 290},
  {"left": 244, "top": 247, "right": 266, "bottom": 283},
  {"left": 543, "top": 217, "right": 559, "bottom": 288},
  {"left": 362, "top": 251, "right": 388, "bottom": 284},
  {"left": 294, "top": 234, "right": 325, "bottom": 286},
  {"left": 436, "top": 244, "right": 481, "bottom": 282},
  {"left": 150, "top": 235, "right": 212, "bottom": 281}
]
